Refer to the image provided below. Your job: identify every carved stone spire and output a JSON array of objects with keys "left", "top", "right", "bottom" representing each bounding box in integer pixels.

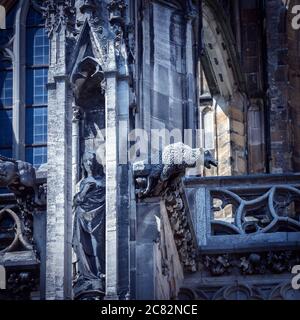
[
  {"left": 37, "top": 0, "right": 78, "bottom": 36},
  {"left": 107, "top": 0, "right": 127, "bottom": 52}
]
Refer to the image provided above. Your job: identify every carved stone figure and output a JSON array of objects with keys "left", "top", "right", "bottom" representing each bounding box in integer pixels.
[
  {"left": 0, "top": 155, "right": 44, "bottom": 207},
  {"left": 72, "top": 152, "right": 105, "bottom": 299},
  {"left": 204, "top": 254, "right": 231, "bottom": 276},
  {"left": 133, "top": 143, "right": 218, "bottom": 198},
  {"left": 72, "top": 57, "right": 105, "bottom": 108}
]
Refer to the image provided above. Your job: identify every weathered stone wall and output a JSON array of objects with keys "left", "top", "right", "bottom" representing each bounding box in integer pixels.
[
  {"left": 135, "top": 198, "right": 184, "bottom": 300},
  {"left": 239, "top": 0, "right": 266, "bottom": 174},
  {"left": 266, "top": 0, "right": 293, "bottom": 173},
  {"left": 202, "top": 0, "right": 300, "bottom": 175},
  {"left": 201, "top": 0, "right": 248, "bottom": 177},
  {"left": 288, "top": 0, "right": 300, "bottom": 172},
  {"left": 154, "top": 202, "right": 184, "bottom": 300},
  {"left": 137, "top": 0, "right": 199, "bottom": 162}
]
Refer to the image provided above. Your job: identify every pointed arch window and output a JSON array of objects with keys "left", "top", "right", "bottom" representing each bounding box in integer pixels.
[{"left": 25, "top": 5, "right": 49, "bottom": 168}]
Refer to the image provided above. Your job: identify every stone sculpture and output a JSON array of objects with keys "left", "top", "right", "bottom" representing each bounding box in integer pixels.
[
  {"left": 133, "top": 142, "right": 218, "bottom": 198},
  {"left": 72, "top": 151, "right": 106, "bottom": 299},
  {"left": 0, "top": 155, "right": 44, "bottom": 207}
]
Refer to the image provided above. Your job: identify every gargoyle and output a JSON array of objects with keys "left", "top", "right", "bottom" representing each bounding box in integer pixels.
[
  {"left": 0, "top": 155, "right": 45, "bottom": 207},
  {"left": 133, "top": 142, "right": 218, "bottom": 198}
]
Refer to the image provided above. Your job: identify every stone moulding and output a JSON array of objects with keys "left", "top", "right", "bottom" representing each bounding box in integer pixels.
[
  {"left": 200, "top": 250, "right": 300, "bottom": 277},
  {"left": 179, "top": 279, "right": 300, "bottom": 300}
]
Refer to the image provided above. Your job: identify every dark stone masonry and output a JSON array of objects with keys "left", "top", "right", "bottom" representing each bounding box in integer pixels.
[{"left": 0, "top": 0, "right": 299, "bottom": 300}]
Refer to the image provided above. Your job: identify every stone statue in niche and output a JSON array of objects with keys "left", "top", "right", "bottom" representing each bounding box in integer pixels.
[
  {"left": 72, "top": 151, "right": 105, "bottom": 299},
  {"left": 72, "top": 56, "right": 106, "bottom": 161},
  {"left": 72, "top": 56, "right": 105, "bottom": 109}
]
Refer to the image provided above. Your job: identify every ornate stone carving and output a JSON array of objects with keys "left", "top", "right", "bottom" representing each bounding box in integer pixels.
[
  {"left": 0, "top": 155, "right": 46, "bottom": 209},
  {"left": 133, "top": 143, "right": 217, "bottom": 272},
  {"left": 72, "top": 152, "right": 106, "bottom": 300},
  {"left": 6, "top": 271, "right": 39, "bottom": 300},
  {"left": 72, "top": 105, "right": 82, "bottom": 122},
  {"left": 107, "top": 0, "right": 127, "bottom": 54},
  {"left": 80, "top": 0, "right": 106, "bottom": 33},
  {"left": 0, "top": 207, "right": 34, "bottom": 253},
  {"left": 203, "top": 254, "right": 231, "bottom": 276},
  {"left": 133, "top": 143, "right": 217, "bottom": 198},
  {"left": 200, "top": 250, "right": 300, "bottom": 277},
  {"left": 107, "top": 0, "right": 127, "bottom": 26},
  {"left": 72, "top": 56, "right": 105, "bottom": 108},
  {"left": 36, "top": 0, "right": 78, "bottom": 36},
  {"left": 0, "top": 155, "right": 46, "bottom": 260},
  {"left": 186, "top": 0, "right": 199, "bottom": 20},
  {"left": 164, "top": 179, "right": 198, "bottom": 273},
  {"left": 80, "top": 0, "right": 97, "bottom": 14},
  {"left": 211, "top": 185, "right": 300, "bottom": 235}
]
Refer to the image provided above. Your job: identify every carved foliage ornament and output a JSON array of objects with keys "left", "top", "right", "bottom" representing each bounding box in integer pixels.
[
  {"left": 201, "top": 250, "right": 300, "bottom": 277},
  {"left": 32, "top": 0, "right": 77, "bottom": 36},
  {"left": 6, "top": 271, "right": 39, "bottom": 300},
  {"left": 164, "top": 179, "right": 197, "bottom": 273},
  {"left": 107, "top": 0, "right": 128, "bottom": 55}
]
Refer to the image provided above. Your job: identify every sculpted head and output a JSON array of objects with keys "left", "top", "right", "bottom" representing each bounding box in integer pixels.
[
  {"left": 82, "top": 152, "right": 104, "bottom": 178},
  {"left": 0, "top": 161, "right": 18, "bottom": 186}
]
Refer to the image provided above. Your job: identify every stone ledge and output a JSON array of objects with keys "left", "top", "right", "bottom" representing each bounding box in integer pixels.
[{"left": 0, "top": 251, "right": 39, "bottom": 268}]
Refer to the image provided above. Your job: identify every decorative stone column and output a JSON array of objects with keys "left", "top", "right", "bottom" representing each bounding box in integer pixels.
[
  {"left": 45, "top": 13, "right": 74, "bottom": 299},
  {"left": 72, "top": 105, "right": 81, "bottom": 194}
]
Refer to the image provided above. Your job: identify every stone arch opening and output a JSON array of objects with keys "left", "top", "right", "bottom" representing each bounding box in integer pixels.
[{"left": 199, "top": 0, "right": 249, "bottom": 176}]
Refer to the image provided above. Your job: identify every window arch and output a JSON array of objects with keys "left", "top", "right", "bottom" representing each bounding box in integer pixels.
[{"left": 0, "top": 1, "right": 49, "bottom": 168}]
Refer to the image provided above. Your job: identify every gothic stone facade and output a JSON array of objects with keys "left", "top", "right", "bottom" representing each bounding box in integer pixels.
[{"left": 0, "top": 0, "right": 300, "bottom": 300}]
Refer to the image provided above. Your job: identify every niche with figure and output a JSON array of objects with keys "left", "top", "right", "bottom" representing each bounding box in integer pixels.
[
  {"left": 72, "top": 56, "right": 106, "bottom": 168},
  {"left": 71, "top": 56, "right": 106, "bottom": 300}
]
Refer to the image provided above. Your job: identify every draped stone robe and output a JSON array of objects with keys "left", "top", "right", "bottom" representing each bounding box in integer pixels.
[{"left": 72, "top": 174, "right": 105, "bottom": 295}]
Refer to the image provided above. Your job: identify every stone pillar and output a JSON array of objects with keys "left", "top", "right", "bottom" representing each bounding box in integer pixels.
[
  {"left": 12, "top": 0, "right": 28, "bottom": 160},
  {"left": 72, "top": 105, "right": 81, "bottom": 193},
  {"left": 45, "top": 24, "right": 73, "bottom": 300},
  {"left": 105, "top": 69, "right": 131, "bottom": 299},
  {"left": 105, "top": 72, "right": 119, "bottom": 299}
]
